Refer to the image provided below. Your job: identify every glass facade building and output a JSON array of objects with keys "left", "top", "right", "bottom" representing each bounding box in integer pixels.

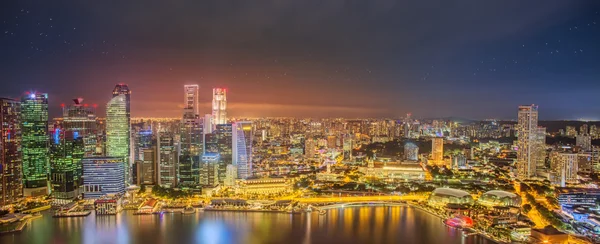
[
  {"left": 21, "top": 92, "right": 49, "bottom": 189},
  {"left": 157, "top": 131, "right": 177, "bottom": 188},
  {"left": 49, "top": 128, "right": 84, "bottom": 200},
  {"left": 62, "top": 98, "right": 97, "bottom": 157},
  {"left": 82, "top": 157, "right": 125, "bottom": 199},
  {"left": 106, "top": 94, "right": 130, "bottom": 184},
  {"left": 233, "top": 121, "right": 252, "bottom": 179},
  {"left": 180, "top": 85, "right": 202, "bottom": 185},
  {"left": 0, "top": 98, "right": 22, "bottom": 206}
]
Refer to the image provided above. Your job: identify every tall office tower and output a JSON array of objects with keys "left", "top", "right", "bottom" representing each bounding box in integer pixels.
[
  {"left": 112, "top": 84, "right": 132, "bottom": 170},
  {"left": 214, "top": 124, "right": 233, "bottom": 182},
  {"left": 534, "top": 127, "right": 547, "bottom": 169},
  {"left": 137, "top": 148, "right": 156, "bottom": 185},
  {"left": 233, "top": 121, "right": 252, "bottom": 179},
  {"left": 112, "top": 83, "right": 131, "bottom": 125},
  {"left": 404, "top": 142, "right": 419, "bottom": 161},
  {"left": 580, "top": 124, "right": 589, "bottom": 135},
  {"left": 577, "top": 134, "right": 592, "bottom": 151},
  {"left": 21, "top": 92, "right": 49, "bottom": 194},
  {"left": 180, "top": 85, "right": 202, "bottom": 185},
  {"left": 212, "top": 88, "right": 227, "bottom": 125},
  {"left": 49, "top": 128, "right": 84, "bottom": 202},
  {"left": 203, "top": 114, "right": 213, "bottom": 134},
  {"left": 431, "top": 137, "right": 444, "bottom": 166},
  {"left": 62, "top": 98, "right": 97, "bottom": 157},
  {"left": 82, "top": 157, "right": 125, "bottom": 199},
  {"left": 517, "top": 105, "right": 539, "bottom": 179},
  {"left": 157, "top": 130, "right": 177, "bottom": 188},
  {"left": 550, "top": 152, "right": 578, "bottom": 187},
  {"left": 132, "top": 126, "right": 152, "bottom": 162},
  {"left": 0, "top": 98, "right": 22, "bottom": 206},
  {"left": 106, "top": 94, "right": 131, "bottom": 184},
  {"left": 200, "top": 153, "right": 219, "bottom": 187}
]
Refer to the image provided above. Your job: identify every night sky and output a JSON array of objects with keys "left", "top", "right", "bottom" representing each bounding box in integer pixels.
[{"left": 1, "top": 1, "right": 599, "bottom": 119}]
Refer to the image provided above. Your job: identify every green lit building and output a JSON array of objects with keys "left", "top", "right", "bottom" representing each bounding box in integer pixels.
[
  {"left": 106, "top": 94, "right": 130, "bottom": 184},
  {"left": 21, "top": 92, "right": 49, "bottom": 192},
  {"left": 50, "top": 128, "right": 84, "bottom": 201}
]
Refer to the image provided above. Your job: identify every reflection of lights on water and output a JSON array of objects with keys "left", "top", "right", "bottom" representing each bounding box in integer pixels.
[{"left": 196, "top": 221, "right": 231, "bottom": 244}]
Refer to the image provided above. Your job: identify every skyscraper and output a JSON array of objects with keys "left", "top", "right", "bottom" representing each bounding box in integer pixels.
[
  {"left": 61, "top": 98, "right": 97, "bottom": 157},
  {"left": 137, "top": 148, "right": 156, "bottom": 185},
  {"left": 534, "top": 127, "right": 547, "bottom": 169},
  {"left": 157, "top": 130, "right": 177, "bottom": 188},
  {"left": 212, "top": 88, "right": 227, "bottom": 125},
  {"left": 0, "top": 98, "right": 22, "bottom": 206},
  {"left": 214, "top": 124, "right": 232, "bottom": 182},
  {"left": 431, "top": 137, "right": 444, "bottom": 166},
  {"left": 106, "top": 94, "right": 130, "bottom": 184},
  {"left": 112, "top": 84, "right": 131, "bottom": 124},
  {"left": 233, "top": 121, "right": 252, "bottom": 179},
  {"left": 49, "top": 128, "right": 84, "bottom": 202},
  {"left": 180, "top": 85, "right": 202, "bottom": 185},
  {"left": 112, "top": 84, "right": 132, "bottom": 177},
  {"left": 200, "top": 153, "right": 219, "bottom": 187},
  {"left": 21, "top": 92, "right": 49, "bottom": 194},
  {"left": 517, "top": 105, "right": 539, "bottom": 179}
]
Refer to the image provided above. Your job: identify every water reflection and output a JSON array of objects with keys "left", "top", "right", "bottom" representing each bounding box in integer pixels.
[{"left": 1, "top": 206, "right": 494, "bottom": 244}]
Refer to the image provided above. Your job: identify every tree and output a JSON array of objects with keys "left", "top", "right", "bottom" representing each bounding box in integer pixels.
[{"left": 522, "top": 204, "right": 532, "bottom": 214}]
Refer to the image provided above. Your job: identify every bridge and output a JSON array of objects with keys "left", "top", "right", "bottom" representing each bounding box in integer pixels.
[
  {"left": 313, "top": 201, "right": 407, "bottom": 210},
  {"left": 295, "top": 195, "right": 426, "bottom": 204}
]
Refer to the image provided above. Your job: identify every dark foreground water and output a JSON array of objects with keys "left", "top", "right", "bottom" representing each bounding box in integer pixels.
[{"left": 1, "top": 206, "right": 494, "bottom": 244}]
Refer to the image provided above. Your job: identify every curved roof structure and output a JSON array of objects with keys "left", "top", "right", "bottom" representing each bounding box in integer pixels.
[
  {"left": 431, "top": 188, "right": 471, "bottom": 198},
  {"left": 482, "top": 190, "right": 517, "bottom": 198},
  {"left": 478, "top": 190, "right": 521, "bottom": 207}
]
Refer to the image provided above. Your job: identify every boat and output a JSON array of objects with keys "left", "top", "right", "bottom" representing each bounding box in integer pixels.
[{"left": 182, "top": 207, "right": 196, "bottom": 215}]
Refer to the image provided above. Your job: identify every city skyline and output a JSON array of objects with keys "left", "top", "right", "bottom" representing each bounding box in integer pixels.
[{"left": 1, "top": 1, "right": 600, "bottom": 119}]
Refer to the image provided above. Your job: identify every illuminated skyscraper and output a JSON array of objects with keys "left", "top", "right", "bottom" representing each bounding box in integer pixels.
[
  {"left": 21, "top": 92, "right": 49, "bottom": 192},
  {"left": 534, "top": 127, "right": 547, "bottom": 169},
  {"left": 180, "top": 85, "right": 202, "bottom": 185},
  {"left": 62, "top": 98, "right": 97, "bottom": 157},
  {"left": 215, "top": 124, "right": 232, "bottom": 182},
  {"left": 212, "top": 88, "right": 227, "bottom": 125},
  {"left": 517, "top": 105, "right": 538, "bottom": 179},
  {"left": 157, "top": 130, "right": 177, "bottom": 188},
  {"left": 112, "top": 84, "right": 131, "bottom": 124},
  {"left": 137, "top": 148, "right": 156, "bottom": 185},
  {"left": 0, "top": 98, "right": 22, "bottom": 206},
  {"left": 431, "top": 137, "right": 444, "bottom": 166},
  {"left": 82, "top": 157, "right": 125, "bottom": 199},
  {"left": 106, "top": 94, "right": 130, "bottom": 184},
  {"left": 233, "top": 121, "right": 252, "bottom": 179},
  {"left": 112, "top": 84, "right": 132, "bottom": 175},
  {"left": 200, "top": 153, "right": 219, "bottom": 187},
  {"left": 49, "top": 128, "right": 84, "bottom": 201}
]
